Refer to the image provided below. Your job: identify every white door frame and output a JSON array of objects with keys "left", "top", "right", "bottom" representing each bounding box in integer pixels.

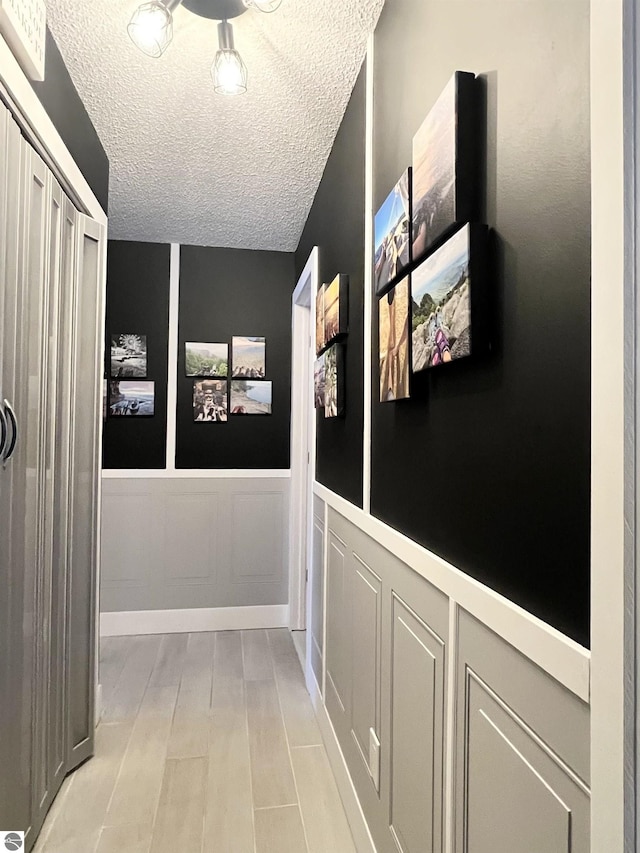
[
  {"left": 288, "top": 247, "right": 319, "bottom": 630},
  {"left": 0, "top": 35, "right": 108, "bottom": 725}
]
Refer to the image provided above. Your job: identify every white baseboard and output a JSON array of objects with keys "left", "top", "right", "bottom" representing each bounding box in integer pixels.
[
  {"left": 307, "top": 669, "right": 377, "bottom": 853},
  {"left": 100, "top": 604, "right": 289, "bottom": 637}
]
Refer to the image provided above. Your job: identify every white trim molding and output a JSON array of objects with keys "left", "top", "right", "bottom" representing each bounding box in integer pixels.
[
  {"left": 165, "top": 242, "right": 180, "bottom": 470},
  {"left": 315, "top": 481, "right": 591, "bottom": 703},
  {"left": 100, "top": 604, "right": 289, "bottom": 637},
  {"left": 102, "top": 469, "right": 291, "bottom": 479},
  {"left": 362, "top": 34, "right": 374, "bottom": 514}
]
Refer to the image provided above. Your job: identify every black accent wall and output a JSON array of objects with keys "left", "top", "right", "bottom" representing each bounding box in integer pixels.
[
  {"left": 31, "top": 29, "right": 109, "bottom": 213},
  {"left": 296, "top": 64, "right": 366, "bottom": 509},
  {"left": 103, "top": 241, "right": 171, "bottom": 469},
  {"left": 176, "top": 246, "right": 294, "bottom": 470},
  {"left": 370, "top": 1, "right": 591, "bottom": 644}
]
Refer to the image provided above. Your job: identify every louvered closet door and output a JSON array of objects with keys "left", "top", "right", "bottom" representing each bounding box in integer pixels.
[
  {"left": 67, "top": 213, "right": 105, "bottom": 769},
  {"left": 0, "top": 98, "right": 29, "bottom": 831}
]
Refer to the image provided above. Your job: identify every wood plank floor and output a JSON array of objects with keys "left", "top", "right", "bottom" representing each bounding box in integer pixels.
[{"left": 33, "top": 629, "right": 356, "bottom": 853}]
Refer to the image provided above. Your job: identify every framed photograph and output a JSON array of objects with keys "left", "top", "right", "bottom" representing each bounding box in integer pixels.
[
  {"left": 412, "top": 71, "right": 480, "bottom": 264},
  {"left": 193, "top": 379, "right": 228, "bottom": 422},
  {"left": 109, "top": 380, "right": 155, "bottom": 416},
  {"left": 323, "top": 274, "right": 348, "bottom": 347},
  {"left": 315, "top": 285, "right": 326, "bottom": 354},
  {"left": 314, "top": 354, "right": 326, "bottom": 409},
  {"left": 110, "top": 333, "right": 147, "bottom": 378},
  {"left": 324, "top": 343, "right": 345, "bottom": 418},
  {"left": 230, "top": 380, "right": 272, "bottom": 415},
  {"left": 379, "top": 276, "right": 410, "bottom": 402},
  {"left": 374, "top": 169, "right": 412, "bottom": 296},
  {"left": 232, "top": 337, "right": 266, "bottom": 378},
  {"left": 103, "top": 378, "right": 107, "bottom": 421},
  {"left": 411, "top": 223, "right": 488, "bottom": 372},
  {"left": 185, "top": 342, "right": 228, "bottom": 377}
]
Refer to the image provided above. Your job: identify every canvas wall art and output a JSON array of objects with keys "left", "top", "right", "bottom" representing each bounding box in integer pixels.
[
  {"left": 314, "top": 354, "right": 326, "bottom": 409},
  {"left": 411, "top": 225, "right": 472, "bottom": 371},
  {"left": 315, "top": 285, "right": 326, "bottom": 354},
  {"left": 230, "top": 380, "right": 272, "bottom": 415},
  {"left": 109, "top": 380, "right": 155, "bottom": 416},
  {"left": 232, "top": 337, "right": 266, "bottom": 378},
  {"left": 323, "top": 274, "right": 348, "bottom": 346},
  {"left": 379, "top": 277, "right": 411, "bottom": 401},
  {"left": 412, "top": 71, "right": 478, "bottom": 263},
  {"left": 193, "top": 380, "right": 228, "bottom": 422},
  {"left": 324, "top": 343, "right": 344, "bottom": 418},
  {"left": 374, "top": 169, "right": 411, "bottom": 295},
  {"left": 185, "top": 342, "right": 228, "bottom": 377},
  {"left": 110, "top": 333, "right": 147, "bottom": 378}
]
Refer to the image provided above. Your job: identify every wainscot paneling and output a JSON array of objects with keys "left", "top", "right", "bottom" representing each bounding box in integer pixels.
[
  {"left": 310, "top": 496, "right": 325, "bottom": 690},
  {"left": 100, "top": 477, "right": 289, "bottom": 613},
  {"left": 314, "top": 502, "right": 589, "bottom": 853}
]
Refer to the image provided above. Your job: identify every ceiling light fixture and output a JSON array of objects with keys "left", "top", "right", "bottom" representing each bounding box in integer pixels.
[{"left": 127, "top": 0, "right": 283, "bottom": 93}]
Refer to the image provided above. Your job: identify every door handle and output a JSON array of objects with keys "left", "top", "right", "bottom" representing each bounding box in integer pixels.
[
  {"left": 0, "top": 401, "right": 6, "bottom": 460},
  {"left": 2, "top": 399, "right": 17, "bottom": 463}
]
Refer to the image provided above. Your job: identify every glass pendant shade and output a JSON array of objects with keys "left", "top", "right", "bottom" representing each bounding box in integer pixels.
[
  {"left": 243, "top": 0, "right": 283, "bottom": 11},
  {"left": 212, "top": 49, "right": 248, "bottom": 94},
  {"left": 128, "top": 1, "right": 174, "bottom": 58}
]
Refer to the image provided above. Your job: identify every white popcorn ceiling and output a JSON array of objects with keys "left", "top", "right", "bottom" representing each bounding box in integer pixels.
[{"left": 46, "top": 0, "right": 384, "bottom": 250}]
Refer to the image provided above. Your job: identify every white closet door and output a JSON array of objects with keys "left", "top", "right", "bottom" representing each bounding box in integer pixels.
[{"left": 67, "top": 213, "right": 105, "bottom": 769}]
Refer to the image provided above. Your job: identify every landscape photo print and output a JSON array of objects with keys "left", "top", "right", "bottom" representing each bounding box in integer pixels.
[
  {"left": 323, "top": 274, "right": 347, "bottom": 345},
  {"left": 232, "top": 337, "right": 266, "bottom": 378},
  {"left": 374, "top": 169, "right": 411, "bottom": 295},
  {"left": 185, "top": 342, "right": 228, "bottom": 377},
  {"left": 411, "top": 224, "right": 472, "bottom": 371},
  {"left": 230, "top": 380, "right": 272, "bottom": 415},
  {"left": 324, "top": 343, "right": 344, "bottom": 418},
  {"left": 110, "top": 333, "right": 147, "bottom": 378},
  {"left": 314, "top": 354, "right": 326, "bottom": 409},
  {"left": 109, "top": 380, "right": 155, "bottom": 416},
  {"left": 316, "top": 285, "right": 326, "bottom": 354},
  {"left": 379, "top": 277, "right": 410, "bottom": 402},
  {"left": 193, "top": 380, "right": 228, "bottom": 422}
]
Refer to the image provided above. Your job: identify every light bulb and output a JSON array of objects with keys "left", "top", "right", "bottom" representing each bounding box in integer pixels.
[
  {"left": 212, "top": 49, "right": 248, "bottom": 95},
  {"left": 243, "top": 0, "right": 283, "bottom": 12},
  {"left": 128, "top": 1, "right": 174, "bottom": 58}
]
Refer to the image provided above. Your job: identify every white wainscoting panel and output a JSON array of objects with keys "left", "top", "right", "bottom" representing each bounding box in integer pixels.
[{"left": 101, "top": 477, "right": 289, "bottom": 613}]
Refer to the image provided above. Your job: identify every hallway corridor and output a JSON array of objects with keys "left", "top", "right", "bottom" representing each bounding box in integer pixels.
[{"left": 33, "top": 629, "right": 356, "bottom": 853}]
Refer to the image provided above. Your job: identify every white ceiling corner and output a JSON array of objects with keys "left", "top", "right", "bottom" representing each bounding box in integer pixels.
[{"left": 45, "top": 0, "right": 385, "bottom": 251}]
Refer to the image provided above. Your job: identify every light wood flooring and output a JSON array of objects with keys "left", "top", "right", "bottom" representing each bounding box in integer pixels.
[{"left": 33, "top": 629, "right": 356, "bottom": 853}]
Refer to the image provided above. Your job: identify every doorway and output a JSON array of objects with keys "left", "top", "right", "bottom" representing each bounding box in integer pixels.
[{"left": 288, "top": 248, "right": 319, "bottom": 658}]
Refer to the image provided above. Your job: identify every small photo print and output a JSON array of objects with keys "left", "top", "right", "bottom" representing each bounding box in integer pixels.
[
  {"left": 110, "top": 334, "right": 147, "bottom": 378},
  {"left": 193, "top": 380, "right": 228, "bottom": 422},
  {"left": 232, "top": 337, "right": 266, "bottom": 378},
  {"left": 185, "top": 342, "right": 228, "bottom": 377},
  {"left": 230, "top": 380, "right": 272, "bottom": 415},
  {"left": 315, "top": 285, "right": 326, "bottom": 354},
  {"left": 109, "top": 380, "right": 155, "bottom": 416},
  {"left": 374, "top": 169, "right": 411, "bottom": 295},
  {"left": 379, "top": 277, "right": 410, "bottom": 402},
  {"left": 314, "top": 354, "right": 326, "bottom": 409},
  {"left": 324, "top": 344, "right": 344, "bottom": 418},
  {"left": 103, "top": 378, "right": 108, "bottom": 421}
]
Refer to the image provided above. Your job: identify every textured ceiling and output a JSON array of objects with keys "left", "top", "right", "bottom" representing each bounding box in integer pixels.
[{"left": 46, "top": 0, "right": 384, "bottom": 250}]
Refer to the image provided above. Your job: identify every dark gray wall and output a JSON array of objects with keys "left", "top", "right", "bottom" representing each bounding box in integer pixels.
[
  {"left": 103, "top": 241, "right": 171, "bottom": 469},
  {"left": 370, "top": 0, "right": 591, "bottom": 645},
  {"left": 176, "top": 245, "right": 294, "bottom": 470},
  {"left": 31, "top": 29, "right": 109, "bottom": 213},
  {"left": 296, "top": 64, "right": 366, "bottom": 509}
]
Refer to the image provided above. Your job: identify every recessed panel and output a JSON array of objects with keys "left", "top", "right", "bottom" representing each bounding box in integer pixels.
[
  {"left": 230, "top": 492, "right": 284, "bottom": 584},
  {"left": 326, "top": 534, "right": 349, "bottom": 714},
  {"left": 350, "top": 557, "right": 381, "bottom": 764},
  {"left": 164, "top": 493, "right": 219, "bottom": 584},
  {"left": 101, "top": 492, "right": 152, "bottom": 585}
]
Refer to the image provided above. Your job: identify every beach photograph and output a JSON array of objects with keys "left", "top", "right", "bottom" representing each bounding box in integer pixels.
[
  {"left": 193, "top": 380, "right": 228, "bottom": 422},
  {"left": 412, "top": 74, "right": 457, "bottom": 261},
  {"left": 324, "top": 275, "right": 343, "bottom": 344},
  {"left": 314, "top": 354, "right": 326, "bottom": 409},
  {"left": 230, "top": 380, "right": 272, "bottom": 415},
  {"left": 109, "top": 380, "right": 155, "bottom": 416},
  {"left": 411, "top": 225, "right": 471, "bottom": 372},
  {"left": 185, "top": 342, "right": 228, "bottom": 377},
  {"left": 379, "top": 277, "right": 410, "bottom": 402},
  {"left": 232, "top": 336, "right": 266, "bottom": 378},
  {"left": 316, "top": 285, "right": 325, "bottom": 353},
  {"left": 110, "top": 333, "right": 147, "bottom": 378},
  {"left": 374, "top": 170, "right": 411, "bottom": 294}
]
